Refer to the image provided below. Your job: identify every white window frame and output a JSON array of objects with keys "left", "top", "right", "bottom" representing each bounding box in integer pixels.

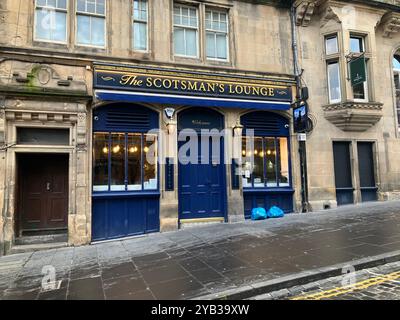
[
  {"left": 173, "top": 4, "right": 199, "bottom": 59},
  {"left": 325, "top": 34, "right": 338, "bottom": 55},
  {"left": 205, "top": 8, "right": 229, "bottom": 62},
  {"left": 34, "top": 0, "right": 68, "bottom": 44},
  {"left": 350, "top": 35, "right": 369, "bottom": 102},
  {"left": 327, "top": 61, "right": 342, "bottom": 104},
  {"left": 75, "top": 0, "right": 107, "bottom": 48},
  {"left": 132, "top": 0, "right": 149, "bottom": 52}
]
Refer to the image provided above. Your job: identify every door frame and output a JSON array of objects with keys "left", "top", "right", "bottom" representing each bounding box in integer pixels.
[
  {"left": 15, "top": 151, "right": 71, "bottom": 237},
  {"left": 177, "top": 107, "right": 228, "bottom": 226}
]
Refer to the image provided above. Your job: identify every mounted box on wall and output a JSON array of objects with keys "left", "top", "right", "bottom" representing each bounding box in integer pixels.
[{"left": 165, "top": 157, "right": 174, "bottom": 191}]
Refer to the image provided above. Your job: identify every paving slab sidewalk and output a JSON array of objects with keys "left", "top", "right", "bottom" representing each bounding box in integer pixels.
[{"left": 1, "top": 201, "right": 400, "bottom": 300}]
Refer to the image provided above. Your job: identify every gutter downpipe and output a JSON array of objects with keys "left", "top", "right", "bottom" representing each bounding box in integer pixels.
[{"left": 290, "top": 2, "right": 310, "bottom": 213}]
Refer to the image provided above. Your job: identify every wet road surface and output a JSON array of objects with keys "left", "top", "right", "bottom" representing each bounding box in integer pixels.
[{"left": 1, "top": 201, "right": 400, "bottom": 300}]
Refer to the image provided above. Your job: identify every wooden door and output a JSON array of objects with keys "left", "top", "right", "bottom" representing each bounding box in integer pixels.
[{"left": 20, "top": 154, "right": 68, "bottom": 232}]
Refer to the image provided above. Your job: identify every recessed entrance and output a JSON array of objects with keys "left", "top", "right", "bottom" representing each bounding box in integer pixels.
[
  {"left": 177, "top": 108, "right": 227, "bottom": 222},
  {"left": 17, "top": 153, "right": 69, "bottom": 236}
]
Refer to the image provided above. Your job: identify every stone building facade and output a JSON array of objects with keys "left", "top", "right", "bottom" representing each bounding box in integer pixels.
[
  {"left": 0, "top": 0, "right": 299, "bottom": 255},
  {"left": 1, "top": 0, "right": 400, "bottom": 256},
  {"left": 294, "top": 0, "right": 400, "bottom": 209}
]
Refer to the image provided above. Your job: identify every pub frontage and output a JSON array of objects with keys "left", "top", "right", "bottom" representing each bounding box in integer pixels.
[{"left": 91, "top": 63, "right": 296, "bottom": 241}]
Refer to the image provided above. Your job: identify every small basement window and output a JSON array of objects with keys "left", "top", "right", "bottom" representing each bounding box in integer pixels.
[{"left": 17, "top": 128, "right": 70, "bottom": 145}]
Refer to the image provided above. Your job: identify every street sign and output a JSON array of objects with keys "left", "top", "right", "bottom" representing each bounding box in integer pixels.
[
  {"left": 293, "top": 101, "right": 308, "bottom": 133},
  {"left": 297, "top": 133, "right": 307, "bottom": 141},
  {"left": 350, "top": 56, "right": 366, "bottom": 86}
]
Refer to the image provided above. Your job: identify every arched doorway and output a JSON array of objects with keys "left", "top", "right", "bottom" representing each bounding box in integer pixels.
[{"left": 177, "top": 108, "right": 227, "bottom": 223}]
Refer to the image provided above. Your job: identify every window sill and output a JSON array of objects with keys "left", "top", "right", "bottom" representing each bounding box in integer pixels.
[
  {"left": 243, "top": 188, "right": 294, "bottom": 193},
  {"left": 92, "top": 190, "right": 160, "bottom": 198},
  {"left": 323, "top": 101, "right": 383, "bottom": 132}
]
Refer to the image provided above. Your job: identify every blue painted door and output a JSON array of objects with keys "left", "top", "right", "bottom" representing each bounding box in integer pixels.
[{"left": 178, "top": 109, "right": 226, "bottom": 221}]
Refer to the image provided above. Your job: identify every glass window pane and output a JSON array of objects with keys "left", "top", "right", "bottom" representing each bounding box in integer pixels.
[
  {"left": 265, "top": 138, "right": 277, "bottom": 187},
  {"left": 110, "top": 133, "right": 125, "bottom": 191},
  {"left": 353, "top": 82, "right": 366, "bottom": 100},
  {"left": 93, "top": 133, "right": 109, "bottom": 192},
  {"left": 325, "top": 36, "right": 338, "bottom": 55},
  {"left": 53, "top": 11, "right": 67, "bottom": 41},
  {"left": 87, "top": 1, "right": 96, "bottom": 13},
  {"left": 185, "top": 29, "right": 197, "bottom": 57},
  {"left": 77, "top": 0, "right": 86, "bottom": 12},
  {"left": 253, "top": 137, "right": 265, "bottom": 188},
  {"left": 47, "top": 0, "right": 57, "bottom": 8},
  {"left": 206, "top": 32, "right": 215, "bottom": 58},
  {"left": 97, "top": 0, "right": 105, "bottom": 14},
  {"left": 127, "top": 134, "right": 142, "bottom": 191},
  {"left": 216, "top": 34, "right": 227, "bottom": 59},
  {"left": 350, "top": 36, "right": 363, "bottom": 53},
  {"left": 144, "top": 134, "right": 157, "bottom": 190},
  {"left": 133, "top": 22, "right": 147, "bottom": 50},
  {"left": 242, "top": 137, "right": 252, "bottom": 188},
  {"left": 91, "top": 16, "right": 105, "bottom": 46},
  {"left": 393, "top": 56, "right": 400, "bottom": 70},
  {"left": 37, "top": 0, "right": 47, "bottom": 7},
  {"left": 35, "top": 9, "right": 51, "bottom": 40},
  {"left": 77, "top": 15, "right": 91, "bottom": 44},
  {"left": 328, "top": 62, "right": 341, "bottom": 102},
  {"left": 174, "top": 27, "right": 185, "bottom": 55},
  {"left": 57, "top": 0, "right": 67, "bottom": 9},
  {"left": 278, "top": 138, "right": 290, "bottom": 187}
]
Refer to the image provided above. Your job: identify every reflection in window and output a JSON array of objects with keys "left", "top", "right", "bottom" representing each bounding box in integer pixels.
[
  {"left": 265, "top": 138, "right": 277, "bottom": 187},
  {"left": 35, "top": 0, "right": 68, "bottom": 42},
  {"left": 394, "top": 55, "right": 400, "bottom": 130},
  {"left": 327, "top": 61, "right": 341, "bottom": 103},
  {"left": 325, "top": 35, "right": 338, "bottom": 55},
  {"left": 278, "top": 138, "right": 290, "bottom": 187},
  {"left": 93, "top": 133, "right": 109, "bottom": 191},
  {"left": 241, "top": 137, "right": 290, "bottom": 188},
  {"left": 110, "top": 133, "right": 125, "bottom": 191},
  {"left": 128, "top": 134, "right": 141, "bottom": 191},
  {"left": 93, "top": 132, "right": 158, "bottom": 192},
  {"left": 206, "top": 9, "right": 228, "bottom": 60},
  {"left": 253, "top": 138, "right": 264, "bottom": 187},
  {"left": 241, "top": 137, "right": 252, "bottom": 188},
  {"left": 173, "top": 5, "right": 198, "bottom": 57},
  {"left": 76, "top": 0, "right": 106, "bottom": 47},
  {"left": 144, "top": 134, "right": 158, "bottom": 190},
  {"left": 132, "top": 0, "right": 148, "bottom": 51}
]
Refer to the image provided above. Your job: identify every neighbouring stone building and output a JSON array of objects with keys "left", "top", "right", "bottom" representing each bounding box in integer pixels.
[
  {"left": 294, "top": 0, "right": 400, "bottom": 209},
  {"left": 1, "top": 0, "right": 400, "bottom": 256}
]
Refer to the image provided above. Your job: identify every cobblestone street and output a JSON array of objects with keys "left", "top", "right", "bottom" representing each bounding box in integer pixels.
[
  {"left": 1, "top": 201, "right": 400, "bottom": 300},
  {"left": 254, "top": 261, "right": 400, "bottom": 300}
]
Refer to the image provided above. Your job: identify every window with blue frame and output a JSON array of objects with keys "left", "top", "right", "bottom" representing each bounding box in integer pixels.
[
  {"left": 241, "top": 136, "right": 289, "bottom": 188},
  {"left": 93, "top": 132, "right": 158, "bottom": 192},
  {"left": 241, "top": 111, "right": 290, "bottom": 189}
]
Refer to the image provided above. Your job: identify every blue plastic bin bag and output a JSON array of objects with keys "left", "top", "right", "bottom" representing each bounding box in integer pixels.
[
  {"left": 251, "top": 207, "right": 267, "bottom": 220},
  {"left": 267, "top": 206, "right": 285, "bottom": 218}
]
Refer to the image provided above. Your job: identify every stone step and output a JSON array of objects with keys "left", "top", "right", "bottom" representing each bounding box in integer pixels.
[
  {"left": 10, "top": 242, "right": 68, "bottom": 255},
  {"left": 15, "top": 234, "right": 68, "bottom": 245}
]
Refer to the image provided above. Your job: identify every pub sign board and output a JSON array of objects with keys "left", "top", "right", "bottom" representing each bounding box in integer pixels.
[
  {"left": 94, "top": 64, "right": 293, "bottom": 103},
  {"left": 350, "top": 56, "right": 367, "bottom": 87}
]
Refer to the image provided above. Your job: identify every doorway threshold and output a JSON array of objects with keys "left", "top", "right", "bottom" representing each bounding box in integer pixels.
[{"left": 9, "top": 242, "right": 68, "bottom": 255}]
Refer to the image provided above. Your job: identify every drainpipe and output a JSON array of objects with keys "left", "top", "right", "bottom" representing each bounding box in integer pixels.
[{"left": 290, "top": 2, "right": 310, "bottom": 213}]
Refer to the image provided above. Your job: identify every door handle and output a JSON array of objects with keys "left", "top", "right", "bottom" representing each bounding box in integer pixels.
[{"left": 46, "top": 182, "right": 51, "bottom": 191}]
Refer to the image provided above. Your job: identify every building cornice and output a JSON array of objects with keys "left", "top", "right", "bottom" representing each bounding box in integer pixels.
[{"left": 0, "top": 46, "right": 296, "bottom": 85}]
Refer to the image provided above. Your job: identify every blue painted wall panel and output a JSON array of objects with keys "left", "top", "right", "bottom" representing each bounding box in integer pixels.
[{"left": 92, "top": 196, "right": 160, "bottom": 241}]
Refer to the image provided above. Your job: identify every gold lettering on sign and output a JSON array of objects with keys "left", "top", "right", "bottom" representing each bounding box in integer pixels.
[
  {"left": 114, "top": 72, "right": 284, "bottom": 98},
  {"left": 120, "top": 75, "right": 143, "bottom": 86}
]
